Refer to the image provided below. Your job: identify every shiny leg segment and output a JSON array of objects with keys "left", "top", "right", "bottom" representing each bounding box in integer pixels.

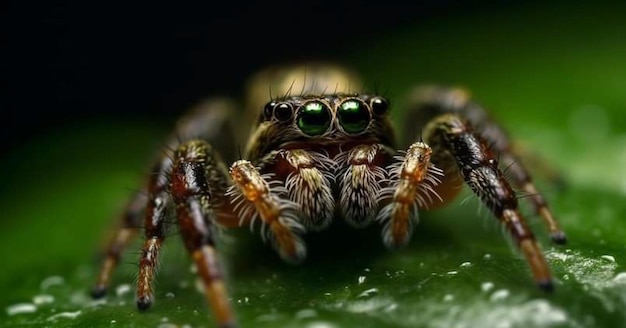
[{"left": 423, "top": 113, "right": 554, "bottom": 290}]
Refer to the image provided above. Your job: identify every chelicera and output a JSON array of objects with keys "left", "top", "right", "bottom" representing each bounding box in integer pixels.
[{"left": 90, "top": 63, "right": 566, "bottom": 327}]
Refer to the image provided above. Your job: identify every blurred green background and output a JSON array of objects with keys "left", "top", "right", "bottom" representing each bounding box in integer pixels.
[{"left": 2, "top": 1, "right": 626, "bottom": 327}]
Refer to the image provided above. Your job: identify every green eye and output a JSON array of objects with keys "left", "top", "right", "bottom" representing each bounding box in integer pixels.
[
  {"left": 297, "top": 101, "right": 331, "bottom": 136},
  {"left": 338, "top": 99, "right": 371, "bottom": 134}
]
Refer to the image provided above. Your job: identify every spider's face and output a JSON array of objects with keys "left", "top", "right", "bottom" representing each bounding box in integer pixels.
[
  {"left": 243, "top": 63, "right": 395, "bottom": 159},
  {"left": 246, "top": 94, "right": 395, "bottom": 159}
]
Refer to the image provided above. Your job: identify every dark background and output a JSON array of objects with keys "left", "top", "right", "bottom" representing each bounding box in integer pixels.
[{"left": 3, "top": 0, "right": 531, "bottom": 155}]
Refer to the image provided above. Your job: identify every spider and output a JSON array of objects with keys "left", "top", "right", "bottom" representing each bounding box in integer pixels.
[{"left": 90, "top": 63, "right": 566, "bottom": 327}]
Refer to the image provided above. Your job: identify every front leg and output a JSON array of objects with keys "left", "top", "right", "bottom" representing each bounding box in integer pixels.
[
  {"left": 376, "top": 142, "right": 443, "bottom": 249},
  {"left": 424, "top": 113, "right": 554, "bottom": 290},
  {"left": 228, "top": 160, "right": 306, "bottom": 263}
]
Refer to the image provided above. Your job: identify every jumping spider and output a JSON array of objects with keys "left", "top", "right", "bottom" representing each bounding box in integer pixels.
[{"left": 91, "top": 63, "right": 566, "bottom": 327}]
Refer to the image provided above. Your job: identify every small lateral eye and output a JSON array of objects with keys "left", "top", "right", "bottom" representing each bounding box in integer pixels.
[
  {"left": 263, "top": 101, "right": 277, "bottom": 120},
  {"left": 370, "top": 97, "right": 389, "bottom": 115},
  {"left": 274, "top": 103, "right": 294, "bottom": 121},
  {"left": 297, "top": 101, "right": 332, "bottom": 136},
  {"left": 338, "top": 99, "right": 371, "bottom": 134}
]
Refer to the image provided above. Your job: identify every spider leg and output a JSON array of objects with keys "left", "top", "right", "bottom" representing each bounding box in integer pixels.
[
  {"left": 135, "top": 154, "right": 174, "bottom": 310},
  {"left": 92, "top": 99, "right": 240, "bottom": 327},
  {"left": 423, "top": 113, "right": 554, "bottom": 291},
  {"left": 404, "top": 86, "right": 566, "bottom": 244},
  {"left": 166, "top": 140, "right": 235, "bottom": 327},
  {"left": 495, "top": 144, "right": 567, "bottom": 244},
  {"left": 376, "top": 142, "right": 443, "bottom": 248},
  {"left": 228, "top": 159, "right": 306, "bottom": 263},
  {"left": 91, "top": 189, "right": 147, "bottom": 298},
  {"left": 91, "top": 152, "right": 175, "bottom": 301}
]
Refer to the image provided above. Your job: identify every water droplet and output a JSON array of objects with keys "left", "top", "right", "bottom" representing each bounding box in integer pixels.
[
  {"left": 342, "top": 297, "right": 393, "bottom": 313},
  {"left": 115, "top": 284, "right": 131, "bottom": 297},
  {"left": 195, "top": 278, "right": 205, "bottom": 294},
  {"left": 46, "top": 310, "right": 81, "bottom": 321},
  {"left": 257, "top": 313, "right": 285, "bottom": 322},
  {"left": 490, "top": 289, "right": 509, "bottom": 302},
  {"left": 33, "top": 294, "right": 54, "bottom": 305},
  {"left": 357, "top": 275, "right": 366, "bottom": 284},
  {"left": 295, "top": 308, "right": 318, "bottom": 319},
  {"left": 483, "top": 254, "right": 492, "bottom": 260},
  {"left": 305, "top": 321, "right": 337, "bottom": 328},
  {"left": 111, "top": 319, "right": 116, "bottom": 324},
  {"left": 364, "top": 268, "right": 371, "bottom": 272},
  {"left": 40, "top": 276, "right": 64, "bottom": 290},
  {"left": 443, "top": 294, "right": 454, "bottom": 302},
  {"left": 166, "top": 292, "right": 175, "bottom": 299},
  {"left": 384, "top": 303, "right": 398, "bottom": 312},
  {"left": 601, "top": 255, "right": 616, "bottom": 263},
  {"left": 562, "top": 274, "right": 570, "bottom": 281},
  {"left": 446, "top": 271, "right": 458, "bottom": 275},
  {"left": 157, "top": 324, "right": 177, "bottom": 328},
  {"left": 357, "top": 288, "right": 379, "bottom": 298},
  {"left": 324, "top": 292, "right": 332, "bottom": 297},
  {"left": 6, "top": 303, "right": 37, "bottom": 316},
  {"left": 87, "top": 298, "right": 107, "bottom": 308},
  {"left": 481, "top": 282, "right": 494, "bottom": 292},
  {"left": 612, "top": 272, "right": 626, "bottom": 284},
  {"left": 460, "top": 261, "right": 472, "bottom": 268}
]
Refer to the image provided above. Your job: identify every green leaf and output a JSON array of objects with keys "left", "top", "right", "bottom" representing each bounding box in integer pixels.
[{"left": 2, "top": 3, "right": 625, "bottom": 328}]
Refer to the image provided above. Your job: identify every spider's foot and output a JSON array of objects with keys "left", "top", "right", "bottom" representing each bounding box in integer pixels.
[
  {"left": 550, "top": 231, "right": 567, "bottom": 245},
  {"left": 275, "top": 233, "right": 307, "bottom": 264},
  {"left": 537, "top": 279, "right": 554, "bottom": 292},
  {"left": 90, "top": 285, "right": 107, "bottom": 299},
  {"left": 218, "top": 322, "right": 238, "bottom": 328},
  {"left": 136, "top": 296, "right": 153, "bottom": 311}
]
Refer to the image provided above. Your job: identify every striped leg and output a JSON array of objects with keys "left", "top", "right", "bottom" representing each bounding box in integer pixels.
[
  {"left": 404, "top": 86, "right": 566, "bottom": 244},
  {"left": 424, "top": 113, "right": 554, "bottom": 291},
  {"left": 168, "top": 140, "right": 235, "bottom": 328}
]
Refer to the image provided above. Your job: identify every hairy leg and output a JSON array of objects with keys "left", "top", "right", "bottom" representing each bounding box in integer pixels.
[
  {"left": 228, "top": 159, "right": 306, "bottom": 263},
  {"left": 424, "top": 113, "right": 554, "bottom": 290},
  {"left": 169, "top": 140, "right": 235, "bottom": 328},
  {"left": 376, "top": 142, "right": 443, "bottom": 249},
  {"left": 404, "top": 86, "right": 566, "bottom": 244},
  {"left": 91, "top": 190, "right": 147, "bottom": 298},
  {"left": 91, "top": 99, "right": 239, "bottom": 307},
  {"left": 135, "top": 155, "right": 174, "bottom": 309}
]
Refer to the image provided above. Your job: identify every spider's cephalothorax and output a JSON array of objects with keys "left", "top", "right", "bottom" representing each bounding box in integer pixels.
[{"left": 90, "top": 63, "right": 566, "bottom": 328}]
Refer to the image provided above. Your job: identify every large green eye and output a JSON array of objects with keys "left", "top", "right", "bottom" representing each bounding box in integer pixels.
[
  {"left": 338, "top": 99, "right": 371, "bottom": 134},
  {"left": 297, "top": 101, "right": 331, "bottom": 136}
]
